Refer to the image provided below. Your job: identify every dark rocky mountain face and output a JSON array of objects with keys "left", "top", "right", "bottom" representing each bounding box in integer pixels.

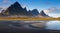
[
  {"left": 3, "top": 2, "right": 27, "bottom": 16},
  {"left": 31, "top": 9, "right": 39, "bottom": 15},
  {"left": 2, "top": 2, "right": 39, "bottom": 16},
  {"left": 27, "top": 10, "right": 33, "bottom": 16},
  {"left": 0, "top": 2, "right": 49, "bottom": 17},
  {"left": 38, "top": 10, "right": 49, "bottom": 17},
  {"left": 28, "top": 9, "right": 39, "bottom": 16}
]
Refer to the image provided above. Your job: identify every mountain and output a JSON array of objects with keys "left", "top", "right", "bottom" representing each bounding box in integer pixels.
[
  {"left": 28, "top": 9, "right": 39, "bottom": 16},
  {"left": 0, "top": 2, "right": 49, "bottom": 17},
  {"left": 3, "top": 2, "right": 27, "bottom": 16},
  {"left": 0, "top": 9, "right": 7, "bottom": 16},
  {"left": 38, "top": 10, "right": 49, "bottom": 17},
  {"left": 1, "top": 2, "right": 39, "bottom": 17},
  {"left": 31, "top": 9, "right": 39, "bottom": 15},
  {"left": 27, "top": 10, "right": 33, "bottom": 16}
]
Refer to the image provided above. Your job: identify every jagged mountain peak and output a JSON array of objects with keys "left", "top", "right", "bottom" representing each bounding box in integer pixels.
[
  {"left": 12, "top": 2, "right": 22, "bottom": 8},
  {"left": 13, "top": 1, "right": 20, "bottom": 5},
  {"left": 38, "top": 10, "right": 49, "bottom": 17},
  {"left": 23, "top": 7, "right": 27, "bottom": 11},
  {"left": 32, "top": 9, "right": 38, "bottom": 11},
  {"left": 3, "top": 2, "right": 27, "bottom": 15},
  {"left": 27, "top": 9, "right": 39, "bottom": 16},
  {"left": 14, "top": 1, "right": 19, "bottom": 4},
  {"left": 31, "top": 9, "right": 39, "bottom": 15},
  {"left": 40, "top": 10, "right": 45, "bottom": 15},
  {"left": 13, "top": 2, "right": 20, "bottom": 6}
]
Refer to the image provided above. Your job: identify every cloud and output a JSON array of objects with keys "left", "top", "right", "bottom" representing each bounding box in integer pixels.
[
  {"left": 21, "top": 4, "right": 27, "bottom": 8},
  {"left": 44, "top": 7, "right": 60, "bottom": 18},
  {"left": 2, "top": 0, "right": 12, "bottom": 4},
  {"left": 0, "top": 7, "right": 4, "bottom": 13},
  {"left": 44, "top": 7, "right": 60, "bottom": 13},
  {"left": 3, "top": 0, "right": 8, "bottom": 3}
]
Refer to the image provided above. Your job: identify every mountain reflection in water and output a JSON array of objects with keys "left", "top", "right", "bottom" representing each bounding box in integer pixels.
[{"left": 0, "top": 20, "right": 60, "bottom": 33}]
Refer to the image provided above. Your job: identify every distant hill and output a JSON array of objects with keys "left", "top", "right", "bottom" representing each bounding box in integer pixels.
[{"left": 38, "top": 10, "right": 49, "bottom": 17}]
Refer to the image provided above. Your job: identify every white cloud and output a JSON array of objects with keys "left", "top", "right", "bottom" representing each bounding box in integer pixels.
[
  {"left": 3, "top": 0, "right": 8, "bottom": 3},
  {"left": 0, "top": 7, "right": 4, "bottom": 13},
  {"left": 44, "top": 7, "right": 60, "bottom": 18},
  {"left": 2, "top": 0, "right": 12, "bottom": 4},
  {"left": 21, "top": 4, "right": 27, "bottom": 8},
  {"left": 48, "top": 14, "right": 60, "bottom": 18},
  {"left": 44, "top": 7, "right": 60, "bottom": 13}
]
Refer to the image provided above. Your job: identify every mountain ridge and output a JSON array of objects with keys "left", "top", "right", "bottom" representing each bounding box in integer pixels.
[
  {"left": 0, "top": 2, "right": 49, "bottom": 17},
  {"left": 38, "top": 10, "right": 49, "bottom": 17}
]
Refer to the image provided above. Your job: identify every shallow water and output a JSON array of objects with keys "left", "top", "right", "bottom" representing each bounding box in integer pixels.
[
  {"left": 0, "top": 20, "right": 60, "bottom": 33},
  {"left": 45, "top": 20, "right": 60, "bottom": 30},
  {"left": 0, "top": 20, "right": 60, "bottom": 30}
]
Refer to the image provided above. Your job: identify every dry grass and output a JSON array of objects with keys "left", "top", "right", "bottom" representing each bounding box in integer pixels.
[{"left": 0, "top": 17, "right": 60, "bottom": 20}]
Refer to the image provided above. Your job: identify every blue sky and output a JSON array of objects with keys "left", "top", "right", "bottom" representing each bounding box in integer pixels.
[{"left": 0, "top": 0, "right": 60, "bottom": 18}]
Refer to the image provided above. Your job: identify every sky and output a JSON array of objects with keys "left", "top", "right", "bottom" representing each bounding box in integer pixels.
[{"left": 0, "top": 0, "right": 60, "bottom": 18}]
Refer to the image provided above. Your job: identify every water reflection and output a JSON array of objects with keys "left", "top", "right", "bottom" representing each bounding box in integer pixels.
[
  {"left": 0, "top": 20, "right": 60, "bottom": 30},
  {"left": 1, "top": 20, "right": 60, "bottom": 33},
  {"left": 45, "top": 20, "right": 60, "bottom": 30}
]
